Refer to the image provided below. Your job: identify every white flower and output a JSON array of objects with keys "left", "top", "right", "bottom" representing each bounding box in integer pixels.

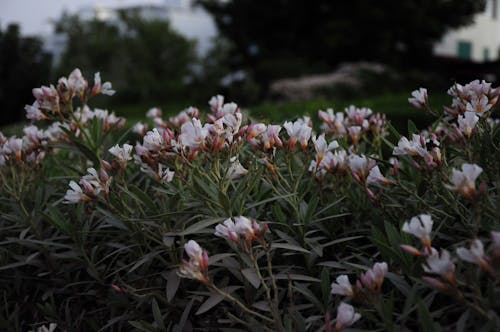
[
  {"left": 318, "top": 108, "right": 346, "bottom": 134},
  {"left": 393, "top": 134, "right": 426, "bottom": 157},
  {"left": 466, "top": 94, "right": 492, "bottom": 116},
  {"left": 345, "top": 105, "right": 372, "bottom": 125},
  {"left": 93, "top": 72, "right": 115, "bottom": 96},
  {"left": 215, "top": 218, "right": 239, "bottom": 243},
  {"left": 159, "top": 164, "right": 175, "bottom": 183},
  {"left": 330, "top": 275, "right": 353, "bottom": 296},
  {"left": 68, "top": 68, "right": 86, "bottom": 93},
  {"left": 64, "top": 181, "right": 88, "bottom": 204},
  {"left": 284, "top": 120, "right": 312, "bottom": 149},
  {"left": 247, "top": 123, "right": 267, "bottom": 140},
  {"left": 366, "top": 165, "right": 391, "bottom": 185},
  {"left": 348, "top": 154, "right": 375, "bottom": 182},
  {"left": 335, "top": 302, "right": 361, "bottom": 330},
  {"left": 234, "top": 216, "right": 254, "bottom": 237},
  {"left": 456, "top": 239, "right": 488, "bottom": 269},
  {"left": 402, "top": 214, "right": 433, "bottom": 248},
  {"left": 179, "top": 240, "right": 209, "bottom": 282},
  {"left": 146, "top": 107, "right": 162, "bottom": 119},
  {"left": 209, "top": 95, "right": 224, "bottom": 111},
  {"left": 423, "top": 249, "right": 455, "bottom": 282},
  {"left": 347, "top": 126, "right": 362, "bottom": 144},
  {"left": 457, "top": 111, "right": 479, "bottom": 138},
  {"left": 179, "top": 118, "right": 208, "bottom": 149},
  {"left": 261, "top": 125, "right": 282, "bottom": 150},
  {"left": 312, "top": 134, "right": 338, "bottom": 163},
  {"left": 25, "top": 101, "right": 47, "bottom": 120},
  {"left": 446, "top": 163, "right": 483, "bottom": 199},
  {"left": 408, "top": 88, "right": 428, "bottom": 108},
  {"left": 223, "top": 112, "right": 243, "bottom": 134},
  {"left": 226, "top": 157, "right": 248, "bottom": 179},
  {"left": 132, "top": 122, "right": 147, "bottom": 135},
  {"left": 185, "top": 240, "right": 203, "bottom": 262},
  {"left": 143, "top": 128, "right": 164, "bottom": 151},
  {"left": 29, "top": 323, "right": 57, "bottom": 332},
  {"left": 109, "top": 144, "right": 133, "bottom": 163}
]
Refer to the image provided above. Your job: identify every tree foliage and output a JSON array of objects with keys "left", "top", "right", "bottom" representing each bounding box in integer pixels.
[
  {"left": 54, "top": 12, "right": 196, "bottom": 103},
  {"left": 0, "top": 24, "right": 51, "bottom": 126},
  {"left": 199, "top": 0, "right": 487, "bottom": 84}
]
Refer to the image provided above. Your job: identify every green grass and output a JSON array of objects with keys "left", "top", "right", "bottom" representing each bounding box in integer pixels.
[
  {"left": 1, "top": 93, "right": 451, "bottom": 135},
  {"left": 247, "top": 92, "right": 450, "bottom": 133}
]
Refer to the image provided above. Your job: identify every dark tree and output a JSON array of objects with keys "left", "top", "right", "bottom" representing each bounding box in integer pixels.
[
  {"left": 0, "top": 24, "right": 52, "bottom": 126},
  {"left": 199, "top": 0, "right": 487, "bottom": 86},
  {"left": 54, "top": 12, "right": 196, "bottom": 103}
]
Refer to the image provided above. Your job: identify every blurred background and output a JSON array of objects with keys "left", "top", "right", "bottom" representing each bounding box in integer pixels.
[{"left": 1, "top": 0, "right": 498, "bottom": 129}]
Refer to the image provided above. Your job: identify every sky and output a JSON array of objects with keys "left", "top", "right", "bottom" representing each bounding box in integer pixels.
[{"left": 0, "top": 0, "right": 167, "bottom": 36}]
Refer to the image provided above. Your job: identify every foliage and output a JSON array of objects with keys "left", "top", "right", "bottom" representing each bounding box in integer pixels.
[
  {"left": 0, "top": 23, "right": 52, "bottom": 126},
  {"left": 54, "top": 12, "right": 196, "bottom": 104},
  {"left": 198, "top": 0, "right": 486, "bottom": 86},
  {"left": 0, "top": 69, "right": 499, "bottom": 331}
]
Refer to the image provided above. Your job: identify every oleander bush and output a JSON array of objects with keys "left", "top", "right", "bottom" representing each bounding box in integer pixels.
[{"left": 0, "top": 69, "right": 499, "bottom": 332}]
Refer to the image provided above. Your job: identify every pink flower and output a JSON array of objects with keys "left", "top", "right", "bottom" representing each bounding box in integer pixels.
[
  {"left": 466, "top": 94, "right": 492, "bottom": 116},
  {"left": 215, "top": 218, "right": 240, "bottom": 243},
  {"left": 64, "top": 181, "right": 91, "bottom": 204},
  {"left": 178, "top": 240, "right": 209, "bottom": 283},
  {"left": 312, "top": 134, "right": 339, "bottom": 164},
  {"left": 423, "top": 249, "right": 455, "bottom": 284},
  {"left": 457, "top": 111, "right": 479, "bottom": 139},
  {"left": 366, "top": 166, "right": 392, "bottom": 185},
  {"left": 347, "top": 126, "right": 362, "bottom": 145},
  {"left": 284, "top": 120, "right": 312, "bottom": 150},
  {"left": 226, "top": 157, "right": 248, "bottom": 179},
  {"left": 179, "top": 118, "right": 208, "bottom": 149},
  {"left": 446, "top": 163, "right": 483, "bottom": 199},
  {"left": 456, "top": 239, "right": 489, "bottom": 270},
  {"left": 334, "top": 302, "right": 361, "bottom": 331},
  {"left": 261, "top": 125, "right": 282, "bottom": 150},
  {"left": 146, "top": 107, "right": 162, "bottom": 119},
  {"left": 408, "top": 88, "right": 428, "bottom": 109},
  {"left": 402, "top": 214, "right": 433, "bottom": 249},
  {"left": 331, "top": 275, "right": 353, "bottom": 297},
  {"left": 91, "top": 72, "right": 115, "bottom": 96},
  {"left": 108, "top": 144, "right": 133, "bottom": 164}
]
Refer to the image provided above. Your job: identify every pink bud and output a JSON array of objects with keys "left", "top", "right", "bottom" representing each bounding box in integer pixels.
[
  {"left": 422, "top": 276, "right": 449, "bottom": 291},
  {"left": 400, "top": 244, "right": 423, "bottom": 256},
  {"left": 102, "top": 160, "right": 113, "bottom": 171},
  {"left": 99, "top": 169, "right": 110, "bottom": 182}
]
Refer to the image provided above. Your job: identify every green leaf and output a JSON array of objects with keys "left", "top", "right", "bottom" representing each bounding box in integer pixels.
[
  {"left": 128, "top": 185, "right": 158, "bottom": 212},
  {"left": 417, "top": 300, "right": 441, "bottom": 332},
  {"left": 320, "top": 268, "right": 330, "bottom": 308},
  {"left": 165, "top": 270, "right": 180, "bottom": 303},
  {"left": 175, "top": 217, "right": 225, "bottom": 236},
  {"left": 407, "top": 119, "right": 418, "bottom": 136},
  {"left": 152, "top": 298, "right": 166, "bottom": 331},
  {"left": 195, "top": 286, "right": 240, "bottom": 315},
  {"left": 271, "top": 243, "right": 310, "bottom": 254},
  {"left": 241, "top": 268, "right": 261, "bottom": 288}
]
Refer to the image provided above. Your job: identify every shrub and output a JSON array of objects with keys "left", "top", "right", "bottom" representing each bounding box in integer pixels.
[{"left": 0, "top": 70, "right": 499, "bottom": 331}]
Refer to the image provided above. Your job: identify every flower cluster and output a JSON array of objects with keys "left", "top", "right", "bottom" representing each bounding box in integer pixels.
[
  {"left": 215, "top": 216, "right": 268, "bottom": 247},
  {"left": 393, "top": 133, "right": 442, "bottom": 170},
  {"left": 0, "top": 124, "right": 65, "bottom": 167},
  {"left": 25, "top": 69, "right": 114, "bottom": 121},
  {"left": 318, "top": 105, "right": 386, "bottom": 144},
  {"left": 331, "top": 262, "right": 388, "bottom": 301},
  {"left": 178, "top": 240, "right": 209, "bottom": 283},
  {"left": 64, "top": 168, "right": 111, "bottom": 204},
  {"left": 400, "top": 214, "right": 499, "bottom": 290}
]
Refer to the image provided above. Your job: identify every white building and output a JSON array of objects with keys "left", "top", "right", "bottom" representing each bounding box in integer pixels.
[{"left": 434, "top": 0, "right": 500, "bottom": 62}]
